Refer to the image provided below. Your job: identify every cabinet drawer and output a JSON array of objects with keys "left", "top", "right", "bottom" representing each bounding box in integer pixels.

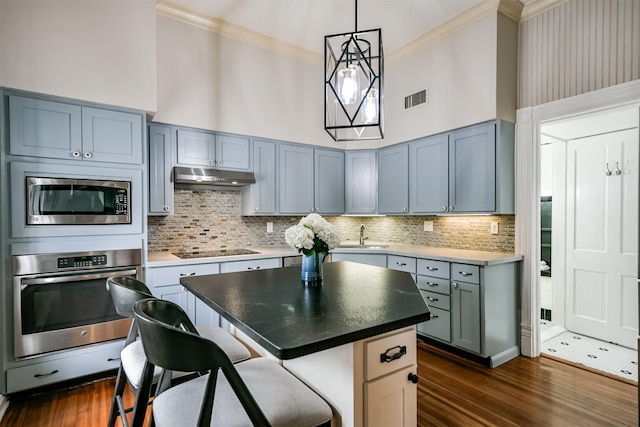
[
  {"left": 416, "top": 259, "right": 450, "bottom": 279},
  {"left": 220, "top": 257, "right": 281, "bottom": 273},
  {"left": 148, "top": 263, "right": 220, "bottom": 287},
  {"left": 417, "top": 306, "right": 450, "bottom": 343},
  {"left": 421, "top": 290, "right": 450, "bottom": 311},
  {"left": 452, "top": 263, "right": 480, "bottom": 284},
  {"left": 7, "top": 341, "right": 123, "bottom": 393},
  {"left": 387, "top": 255, "right": 416, "bottom": 274},
  {"left": 332, "top": 253, "right": 387, "bottom": 267},
  {"left": 416, "top": 276, "right": 451, "bottom": 295},
  {"left": 365, "top": 327, "right": 416, "bottom": 381}
]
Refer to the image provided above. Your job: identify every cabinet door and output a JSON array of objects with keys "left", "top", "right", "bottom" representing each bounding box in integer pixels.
[
  {"left": 364, "top": 364, "right": 417, "bottom": 427},
  {"left": 177, "top": 129, "right": 216, "bottom": 166},
  {"left": 82, "top": 107, "right": 143, "bottom": 164},
  {"left": 451, "top": 280, "right": 481, "bottom": 353},
  {"left": 279, "top": 144, "right": 314, "bottom": 214},
  {"left": 148, "top": 124, "right": 174, "bottom": 215},
  {"left": 9, "top": 95, "right": 82, "bottom": 160},
  {"left": 214, "top": 134, "right": 250, "bottom": 170},
  {"left": 242, "top": 140, "right": 277, "bottom": 215},
  {"left": 345, "top": 150, "right": 377, "bottom": 214},
  {"left": 410, "top": 134, "right": 449, "bottom": 213},
  {"left": 314, "top": 149, "right": 345, "bottom": 214},
  {"left": 155, "top": 284, "right": 194, "bottom": 320},
  {"left": 193, "top": 297, "right": 221, "bottom": 327},
  {"left": 378, "top": 144, "right": 409, "bottom": 214},
  {"left": 449, "top": 122, "right": 496, "bottom": 213}
]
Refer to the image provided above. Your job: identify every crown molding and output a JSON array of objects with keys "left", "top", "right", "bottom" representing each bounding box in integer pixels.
[
  {"left": 388, "top": 0, "right": 516, "bottom": 64},
  {"left": 156, "top": 0, "right": 322, "bottom": 66},
  {"left": 520, "top": 0, "right": 568, "bottom": 22},
  {"left": 499, "top": 0, "right": 525, "bottom": 23}
]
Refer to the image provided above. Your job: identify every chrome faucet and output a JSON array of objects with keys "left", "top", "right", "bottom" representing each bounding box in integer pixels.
[{"left": 359, "top": 224, "right": 367, "bottom": 245}]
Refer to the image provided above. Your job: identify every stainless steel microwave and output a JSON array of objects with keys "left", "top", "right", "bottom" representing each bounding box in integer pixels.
[{"left": 26, "top": 177, "right": 131, "bottom": 225}]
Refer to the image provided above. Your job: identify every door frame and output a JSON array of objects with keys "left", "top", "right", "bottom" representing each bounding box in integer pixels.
[{"left": 515, "top": 79, "right": 640, "bottom": 357}]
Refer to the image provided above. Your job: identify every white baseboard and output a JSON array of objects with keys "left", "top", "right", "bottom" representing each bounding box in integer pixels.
[{"left": 0, "top": 394, "right": 9, "bottom": 423}]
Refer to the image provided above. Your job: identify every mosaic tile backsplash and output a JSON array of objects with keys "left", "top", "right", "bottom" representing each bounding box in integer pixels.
[{"left": 147, "top": 189, "right": 516, "bottom": 254}]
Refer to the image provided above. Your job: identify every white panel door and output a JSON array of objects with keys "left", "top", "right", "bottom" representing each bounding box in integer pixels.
[{"left": 566, "top": 128, "right": 638, "bottom": 348}]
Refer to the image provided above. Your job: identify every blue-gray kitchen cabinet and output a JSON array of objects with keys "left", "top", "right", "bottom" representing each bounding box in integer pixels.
[
  {"left": 378, "top": 144, "right": 409, "bottom": 214},
  {"left": 148, "top": 124, "right": 174, "bottom": 215},
  {"left": 409, "top": 134, "right": 449, "bottom": 213},
  {"left": 9, "top": 95, "right": 143, "bottom": 164},
  {"left": 345, "top": 150, "right": 377, "bottom": 214},
  {"left": 177, "top": 128, "right": 250, "bottom": 170},
  {"left": 314, "top": 148, "right": 345, "bottom": 214},
  {"left": 279, "top": 143, "right": 344, "bottom": 215},
  {"left": 241, "top": 139, "right": 277, "bottom": 215}
]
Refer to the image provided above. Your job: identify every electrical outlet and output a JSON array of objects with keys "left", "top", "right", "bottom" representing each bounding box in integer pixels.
[
  {"left": 424, "top": 221, "right": 433, "bottom": 232},
  {"left": 267, "top": 222, "right": 273, "bottom": 233},
  {"left": 490, "top": 222, "right": 499, "bottom": 235}
]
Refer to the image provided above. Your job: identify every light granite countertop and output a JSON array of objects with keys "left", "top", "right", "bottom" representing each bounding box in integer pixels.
[{"left": 147, "top": 243, "right": 522, "bottom": 267}]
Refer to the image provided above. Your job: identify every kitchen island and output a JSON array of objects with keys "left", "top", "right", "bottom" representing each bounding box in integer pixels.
[{"left": 180, "top": 261, "right": 431, "bottom": 427}]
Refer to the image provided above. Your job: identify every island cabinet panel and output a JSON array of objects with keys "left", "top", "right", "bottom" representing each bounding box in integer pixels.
[
  {"left": 241, "top": 139, "right": 277, "bottom": 215},
  {"left": 148, "top": 124, "right": 174, "bottom": 215},
  {"left": 9, "top": 94, "right": 143, "bottom": 164},
  {"left": 146, "top": 263, "right": 221, "bottom": 327},
  {"left": 345, "top": 150, "right": 377, "bottom": 214},
  {"left": 331, "top": 253, "right": 387, "bottom": 267},
  {"left": 364, "top": 364, "right": 417, "bottom": 427},
  {"left": 378, "top": 144, "right": 409, "bottom": 214}
]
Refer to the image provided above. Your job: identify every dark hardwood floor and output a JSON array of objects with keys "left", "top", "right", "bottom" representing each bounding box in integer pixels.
[{"left": 1, "top": 341, "right": 637, "bottom": 426}]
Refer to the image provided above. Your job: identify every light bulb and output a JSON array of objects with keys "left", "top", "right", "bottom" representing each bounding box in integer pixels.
[
  {"left": 337, "top": 65, "right": 359, "bottom": 105},
  {"left": 361, "top": 88, "right": 378, "bottom": 124}
]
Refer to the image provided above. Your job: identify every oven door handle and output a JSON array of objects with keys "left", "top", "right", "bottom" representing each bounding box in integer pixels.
[{"left": 20, "top": 268, "right": 139, "bottom": 287}]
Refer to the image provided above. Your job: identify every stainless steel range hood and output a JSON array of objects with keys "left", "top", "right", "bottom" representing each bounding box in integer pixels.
[{"left": 173, "top": 166, "right": 256, "bottom": 187}]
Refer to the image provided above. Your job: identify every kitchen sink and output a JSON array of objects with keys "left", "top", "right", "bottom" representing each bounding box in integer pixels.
[{"left": 336, "top": 244, "right": 389, "bottom": 249}]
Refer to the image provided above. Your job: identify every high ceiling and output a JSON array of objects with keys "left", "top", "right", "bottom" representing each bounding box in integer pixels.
[{"left": 162, "top": 0, "right": 532, "bottom": 55}]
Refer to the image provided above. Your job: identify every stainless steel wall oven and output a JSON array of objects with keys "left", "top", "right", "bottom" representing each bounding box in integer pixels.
[{"left": 13, "top": 248, "right": 142, "bottom": 358}]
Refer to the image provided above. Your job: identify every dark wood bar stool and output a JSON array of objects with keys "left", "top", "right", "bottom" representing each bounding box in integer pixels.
[
  {"left": 106, "top": 276, "right": 251, "bottom": 427},
  {"left": 133, "top": 298, "right": 333, "bottom": 427}
]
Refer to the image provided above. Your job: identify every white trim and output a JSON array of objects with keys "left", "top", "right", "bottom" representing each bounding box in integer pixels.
[
  {"left": 520, "top": 0, "right": 568, "bottom": 22},
  {"left": 0, "top": 394, "right": 9, "bottom": 423},
  {"left": 515, "top": 79, "right": 640, "bottom": 357}
]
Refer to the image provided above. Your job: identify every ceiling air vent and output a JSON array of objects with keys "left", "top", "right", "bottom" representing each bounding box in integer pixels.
[{"left": 404, "top": 89, "right": 428, "bottom": 109}]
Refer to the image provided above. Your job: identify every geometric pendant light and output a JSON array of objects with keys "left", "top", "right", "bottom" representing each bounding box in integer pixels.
[{"left": 325, "top": 0, "right": 383, "bottom": 141}]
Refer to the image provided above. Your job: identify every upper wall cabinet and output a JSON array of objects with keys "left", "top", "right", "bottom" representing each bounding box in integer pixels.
[
  {"left": 378, "top": 144, "right": 409, "bottom": 214},
  {"left": 177, "top": 129, "right": 249, "bottom": 170},
  {"left": 279, "top": 143, "right": 345, "bottom": 215},
  {"left": 241, "top": 139, "right": 277, "bottom": 215},
  {"left": 148, "top": 124, "right": 174, "bottom": 215},
  {"left": 410, "top": 120, "right": 514, "bottom": 215},
  {"left": 345, "top": 150, "right": 377, "bottom": 215},
  {"left": 9, "top": 95, "right": 143, "bottom": 164}
]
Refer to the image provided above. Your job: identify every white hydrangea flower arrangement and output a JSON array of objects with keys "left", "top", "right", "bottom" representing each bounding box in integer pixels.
[{"left": 285, "top": 213, "right": 341, "bottom": 257}]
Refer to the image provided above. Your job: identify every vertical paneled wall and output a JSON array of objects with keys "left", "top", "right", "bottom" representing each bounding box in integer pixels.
[{"left": 519, "top": 0, "right": 640, "bottom": 108}]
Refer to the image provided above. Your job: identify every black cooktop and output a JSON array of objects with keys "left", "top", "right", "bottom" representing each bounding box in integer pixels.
[{"left": 172, "top": 248, "right": 260, "bottom": 259}]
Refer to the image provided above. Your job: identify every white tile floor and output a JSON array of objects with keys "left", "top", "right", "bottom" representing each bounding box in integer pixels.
[{"left": 540, "top": 320, "right": 638, "bottom": 382}]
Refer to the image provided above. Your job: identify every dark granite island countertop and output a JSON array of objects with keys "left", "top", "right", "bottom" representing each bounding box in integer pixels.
[{"left": 180, "top": 261, "right": 431, "bottom": 360}]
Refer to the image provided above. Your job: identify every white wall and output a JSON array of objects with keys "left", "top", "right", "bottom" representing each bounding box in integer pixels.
[
  {"left": 0, "top": 0, "right": 157, "bottom": 113},
  {"left": 154, "top": 16, "right": 337, "bottom": 148}
]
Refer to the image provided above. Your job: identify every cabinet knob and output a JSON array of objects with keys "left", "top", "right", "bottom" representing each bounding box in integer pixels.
[
  {"left": 402, "top": 207, "right": 407, "bottom": 212},
  {"left": 441, "top": 206, "right": 447, "bottom": 211},
  {"left": 210, "top": 159, "right": 216, "bottom": 165},
  {"left": 452, "top": 282, "right": 459, "bottom": 289},
  {"left": 180, "top": 286, "right": 187, "bottom": 292},
  {"left": 84, "top": 152, "right": 92, "bottom": 158},
  {"left": 310, "top": 208, "right": 315, "bottom": 212},
  {"left": 448, "top": 205, "right": 454, "bottom": 211},
  {"left": 72, "top": 151, "right": 81, "bottom": 158},
  {"left": 164, "top": 205, "right": 170, "bottom": 212},
  {"left": 407, "top": 373, "right": 419, "bottom": 384},
  {"left": 217, "top": 160, "right": 223, "bottom": 165}
]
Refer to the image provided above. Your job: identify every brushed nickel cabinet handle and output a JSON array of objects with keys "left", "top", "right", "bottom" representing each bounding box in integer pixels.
[{"left": 459, "top": 271, "right": 472, "bottom": 277}]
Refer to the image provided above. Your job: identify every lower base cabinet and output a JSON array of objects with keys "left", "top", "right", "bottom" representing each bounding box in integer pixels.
[{"left": 6, "top": 340, "right": 124, "bottom": 393}]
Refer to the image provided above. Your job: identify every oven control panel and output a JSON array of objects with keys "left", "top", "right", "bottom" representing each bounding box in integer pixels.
[{"left": 58, "top": 254, "right": 108, "bottom": 268}]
